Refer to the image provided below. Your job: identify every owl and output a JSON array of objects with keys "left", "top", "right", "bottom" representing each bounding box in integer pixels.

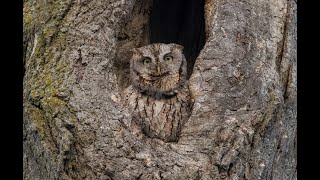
[{"left": 122, "top": 43, "right": 192, "bottom": 142}]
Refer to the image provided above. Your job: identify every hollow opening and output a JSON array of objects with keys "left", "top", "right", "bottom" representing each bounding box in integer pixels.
[
  {"left": 114, "top": 0, "right": 206, "bottom": 142},
  {"left": 115, "top": 0, "right": 206, "bottom": 90},
  {"left": 150, "top": 0, "right": 206, "bottom": 78}
]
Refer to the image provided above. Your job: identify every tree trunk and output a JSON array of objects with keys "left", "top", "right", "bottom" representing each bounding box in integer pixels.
[{"left": 23, "top": 0, "right": 296, "bottom": 179}]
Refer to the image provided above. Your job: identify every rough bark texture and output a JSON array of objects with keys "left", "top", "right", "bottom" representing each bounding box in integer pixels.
[{"left": 23, "top": 0, "right": 296, "bottom": 179}]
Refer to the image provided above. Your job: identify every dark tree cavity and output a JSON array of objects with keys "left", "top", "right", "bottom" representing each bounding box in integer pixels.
[{"left": 150, "top": 0, "right": 206, "bottom": 78}]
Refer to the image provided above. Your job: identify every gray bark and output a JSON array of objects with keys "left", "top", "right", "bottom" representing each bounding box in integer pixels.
[{"left": 23, "top": 0, "right": 296, "bottom": 179}]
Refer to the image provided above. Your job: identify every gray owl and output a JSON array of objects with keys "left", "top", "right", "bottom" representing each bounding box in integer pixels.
[{"left": 122, "top": 43, "right": 192, "bottom": 142}]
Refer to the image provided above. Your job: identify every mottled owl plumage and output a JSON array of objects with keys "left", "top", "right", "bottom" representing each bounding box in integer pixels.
[{"left": 123, "top": 43, "right": 192, "bottom": 142}]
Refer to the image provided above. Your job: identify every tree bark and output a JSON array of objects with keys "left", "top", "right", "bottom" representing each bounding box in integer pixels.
[{"left": 23, "top": 0, "right": 296, "bottom": 179}]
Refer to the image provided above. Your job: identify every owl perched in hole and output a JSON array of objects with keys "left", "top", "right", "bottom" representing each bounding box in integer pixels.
[{"left": 122, "top": 43, "right": 192, "bottom": 142}]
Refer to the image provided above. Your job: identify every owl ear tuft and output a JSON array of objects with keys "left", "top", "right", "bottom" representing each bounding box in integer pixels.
[{"left": 170, "top": 43, "right": 184, "bottom": 51}]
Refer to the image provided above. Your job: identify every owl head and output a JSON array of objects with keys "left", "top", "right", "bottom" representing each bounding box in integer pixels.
[{"left": 130, "top": 43, "right": 187, "bottom": 95}]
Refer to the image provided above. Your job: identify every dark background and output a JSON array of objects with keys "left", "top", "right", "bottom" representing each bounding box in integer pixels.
[{"left": 150, "top": 0, "right": 206, "bottom": 78}]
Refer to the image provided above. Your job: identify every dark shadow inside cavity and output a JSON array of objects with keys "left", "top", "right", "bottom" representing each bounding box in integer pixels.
[{"left": 150, "top": 0, "right": 206, "bottom": 78}]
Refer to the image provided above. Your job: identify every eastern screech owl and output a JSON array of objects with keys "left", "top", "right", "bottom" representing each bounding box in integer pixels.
[{"left": 122, "top": 43, "right": 192, "bottom": 142}]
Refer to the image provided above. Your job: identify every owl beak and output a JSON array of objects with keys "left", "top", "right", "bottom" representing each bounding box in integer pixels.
[{"left": 157, "top": 65, "right": 161, "bottom": 75}]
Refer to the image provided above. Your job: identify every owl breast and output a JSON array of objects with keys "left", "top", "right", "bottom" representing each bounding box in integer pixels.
[{"left": 124, "top": 84, "right": 191, "bottom": 142}]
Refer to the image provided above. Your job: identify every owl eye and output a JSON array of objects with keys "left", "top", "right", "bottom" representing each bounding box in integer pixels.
[
  {"left": 143, "top": 58, "right": 151, "bottom": 65},
  {"left": 164, "top": 56, "right": 173, "bottom": 61}
]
